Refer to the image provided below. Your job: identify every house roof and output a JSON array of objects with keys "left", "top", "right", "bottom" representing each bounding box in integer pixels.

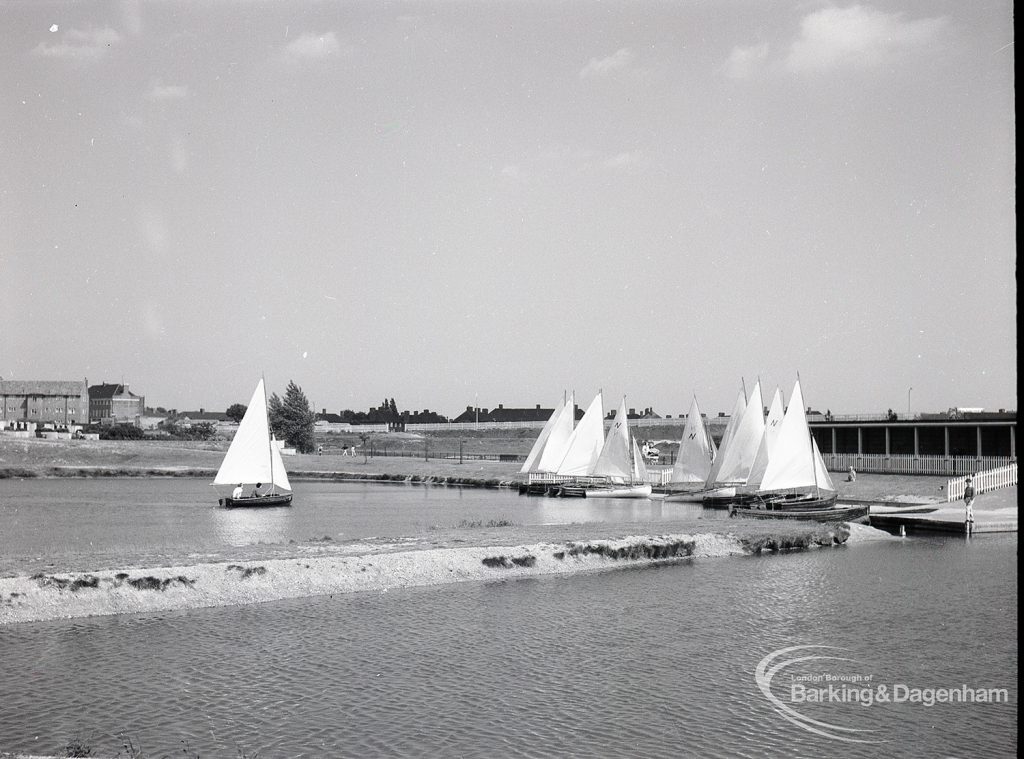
[
  {"left": 0, "top": 380, "right": 88, "bottom": 396},
  {"left": 177, "top": 411, "right": 231, "bottom": 422},
  {"left": 89, "top": 383, "right": 142, "bottom": 400}
]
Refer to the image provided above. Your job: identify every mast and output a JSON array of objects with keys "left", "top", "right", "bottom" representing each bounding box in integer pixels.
[{"left": 264, "top": 375, "right": 275, "bottom": 496}]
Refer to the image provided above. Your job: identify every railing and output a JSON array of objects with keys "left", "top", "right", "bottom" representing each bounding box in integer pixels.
[
  {"left": 947, "top": 463, "right": 1018, "bottom": 502},
  {"left": 822, "top": 453, "right": 1015, "bottom": 476}
]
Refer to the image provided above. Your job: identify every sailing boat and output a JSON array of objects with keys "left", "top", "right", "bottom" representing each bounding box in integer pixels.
[
  {"left": 730, "top": 379, "right": 861, "bottom": 521},
  {"left": 702, "top": 380, "right": 765, "bottom": 506},
  {"left": 213, "top": 379, "right": 293, "bottom": 508},
  {"left": 582, "top": 397, "right": 653, "bottom": 498},
  {"left": 663, "top": 396, "right": 717, "bottom": 502},
  {"left": 519, "top": 392, "right": 578, "bottom": 495}
]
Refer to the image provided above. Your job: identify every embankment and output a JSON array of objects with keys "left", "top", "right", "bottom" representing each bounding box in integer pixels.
[{"left": 0, "top": 524, "right": 856, "bottom": 625}]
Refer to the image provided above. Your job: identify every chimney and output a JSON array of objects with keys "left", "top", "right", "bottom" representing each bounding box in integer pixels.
[
  {"left": 498, "top": 404, "right": 503, "bottom": 409},
  {"left": 536, "top": 404, "right": 541, "bottom": 410},
  {"left": 200, "top": 408, "right": 205, "bottom": 414},
  {"left": 322, "top": 408, "right": 327, "bottom": 414}
]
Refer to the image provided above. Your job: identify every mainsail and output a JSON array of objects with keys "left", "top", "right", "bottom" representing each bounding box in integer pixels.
[
  {"left": 214, "top": 379, "right": 292, "bottom": 493},
  {"left": 745, "top": 386, "right": 785, "bottom": 491},
  {"left": 670, "top": 396, "right": 716, "bottom": 484},
  {"left": 520, "top": 393, "right": 574, "bottom": 474},
  {"left": 757, "top": 379, "right": 832, "bottom": 494},
  {"left": 556, "top": 392, "right": 605, "bottom": 476},
  {"left": 592, "top": 397, "right": 632, "bottom": 480},
  {"left": 710, "top": 380, "right": 765, "bottom": 486},
  {"left": 704, "top": 390, "right": 746, "bottom": 487}
]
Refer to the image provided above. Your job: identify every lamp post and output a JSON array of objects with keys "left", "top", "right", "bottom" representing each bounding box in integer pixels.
[{"left": 908, "top": 387, "right": 912, "bottom": 419}]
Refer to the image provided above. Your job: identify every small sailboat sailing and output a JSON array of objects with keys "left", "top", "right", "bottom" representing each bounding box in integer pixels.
[
  {"left": 213, "top": 379, "right": 293, "bottom": 508},
  {"left": 663, "top": 396, "right": 717, "bottom": 502}
]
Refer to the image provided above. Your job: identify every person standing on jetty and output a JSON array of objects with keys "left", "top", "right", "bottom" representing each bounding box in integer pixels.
[{"left": 963, "top": 477, "right": 976, "bottom": 534}]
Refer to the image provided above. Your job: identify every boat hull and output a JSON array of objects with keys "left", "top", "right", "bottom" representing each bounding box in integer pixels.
[
  {"left": 554, "top": 483, "right": 652, "bottom": 499},
  {"left": 731, "top": 503, "right": 868, "bottom": 524},
  {"left": 582, "top": 484, "right": 653, "bottom": 499},
  {"left": 219, "top": 492, "right": 293, "bottom": 508},
  {"left": 661, "top": 486, "right": 709, "bottom": 503}
]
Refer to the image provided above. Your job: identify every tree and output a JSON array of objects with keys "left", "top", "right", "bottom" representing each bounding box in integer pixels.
[
  {"left": 225, "top": 403, "right": 248, "bottom": 423},
  {"left": 268, "top": 380, "right": 316, "bottom": 454}
]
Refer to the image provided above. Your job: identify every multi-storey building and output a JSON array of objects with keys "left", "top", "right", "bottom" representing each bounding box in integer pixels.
[
  {"left": 88, "top": 383, "right": 145, "bottom": 425},
  {"left": 0, "top": 380, "right": 89, "bottom": 426}
]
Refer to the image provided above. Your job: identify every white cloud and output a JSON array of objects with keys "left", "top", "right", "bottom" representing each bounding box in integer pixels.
[
  {"left": 723, "top": 42, "right": 770, "bottom": 80},
  {"left": 285, "top": 31, "right": 343, "bottom": 60},
  {"left": 32, "top": 26, "right": 122, "bottom": 61},
  {"left": 784, "top": 5, "right": 948, "bottom": 73},
  {"left": 146, "top": 83, "right": 189, "bottom": 102},
  {"left": 580, "top": 47, "right": 634, "bottom": 79}
]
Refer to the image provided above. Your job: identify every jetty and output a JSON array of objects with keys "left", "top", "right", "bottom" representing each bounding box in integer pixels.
[{"left": 867, "top": 484, "right": 1017, "bottom": 535}]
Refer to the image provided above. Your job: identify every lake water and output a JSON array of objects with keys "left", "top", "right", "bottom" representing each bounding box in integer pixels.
[
  {"left": 0, "top": 479, "right": 1017, "bottom": 758},
  {"left": 0, "top": 479, "right": 706, "bottom": 577}
]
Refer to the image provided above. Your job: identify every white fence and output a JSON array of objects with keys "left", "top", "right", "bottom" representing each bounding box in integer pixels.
[
  {"left": 947, "top": 463, "right": 1018, "bottom": 502},
  {"left": 822, "top": 453, "right": 1014, "bottom": 476}
]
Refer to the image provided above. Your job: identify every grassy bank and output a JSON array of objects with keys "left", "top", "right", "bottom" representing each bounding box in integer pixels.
[{"left": 0, "top": 435, "right": 973, "bottom": 502}]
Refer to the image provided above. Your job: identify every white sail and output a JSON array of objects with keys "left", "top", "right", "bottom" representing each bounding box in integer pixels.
[
  {"left": 214, "top": 379, "right": 291, "bottom": 493},
  {"left": 812, "top": 437, "right": 836, "bottom": 492},
  {"left": 269, "top": 436, "right": 292, "bottom": 492},
  {"left": 535, "top": 392, "right": 576, "bottom": 473},
  {"left": 631, "top": 437, "right": 649, "bottom": 484},
  {"left": 670, "top": 396, "right": 715, "bottom": 484},
  {"left": 521, "top": 394, "right": 567, "bottom": 473},
  {"left": 746, "top": 387, "right": 785, "bottom": 491},
  {"left": 704, "top": 390, "right": 746, "bottom": 487},
  {"left": 758, "top": 380, "right": 818, "bottom": 493},
  {"left": 711, "top": 380, "right": 765, "bottom": 486},
  {"left": 593, "top": 397, "right": 632, "bottom": 480},
  {"left": 556, "top": 392, "right": 605, "bottom": 476}
]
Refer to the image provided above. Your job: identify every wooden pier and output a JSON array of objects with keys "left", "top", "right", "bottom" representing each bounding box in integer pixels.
[{"left": 869, "top": 507, "right": 1018, "bottom": 535}]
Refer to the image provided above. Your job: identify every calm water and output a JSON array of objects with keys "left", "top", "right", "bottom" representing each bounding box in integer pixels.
[
  {"left": 0, "top": 479, "right": 704, "bottom": 576},
  {"left": 0, "top": 480, "right": 1017, "bottom": 758}
]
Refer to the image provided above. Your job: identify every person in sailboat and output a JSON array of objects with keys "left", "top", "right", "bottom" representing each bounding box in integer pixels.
[
  {"left": 232, "top": 483, "right": 244, "bottom": 500},
  {"left": 253, "top": 482, "right": 263, "bottom": 498}
]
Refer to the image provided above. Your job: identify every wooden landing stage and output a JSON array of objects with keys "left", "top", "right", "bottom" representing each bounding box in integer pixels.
[{"left": 870, "top": 508, "right": 1018, "bottom": 535}]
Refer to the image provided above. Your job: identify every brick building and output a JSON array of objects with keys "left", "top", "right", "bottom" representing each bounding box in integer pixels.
[
  {"left": 0, "top": 380, "right": 89, "bottom": 426},
  {"left": 89, "top": 383, "right": 145, "bottom": 425}
]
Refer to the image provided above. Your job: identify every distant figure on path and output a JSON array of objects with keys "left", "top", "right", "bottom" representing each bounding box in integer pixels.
[
  {"left": 317, "top": 445, "right": 323, "bottom": 456},
  {"left": 847, "top": 466, "right": 856, "bottom": 482},
  {"left": 963, "top": 477, "right": 976, "bottom": 533},
  {"left": 232, "top": 484, "right": 243, "bottom": 500}
]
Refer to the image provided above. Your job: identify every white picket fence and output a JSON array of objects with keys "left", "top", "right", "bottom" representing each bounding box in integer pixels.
[
  {"left": 822, "top": 453, "right": 1014, "bottom": 476},
  {"left": 947, "top": 463, "right": 1018, "bottom": 502}
]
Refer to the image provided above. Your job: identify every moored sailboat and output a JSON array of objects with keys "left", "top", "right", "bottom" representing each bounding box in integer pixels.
[
  {"left": 731, "top": 379, "right": 844, "bottom": 520},
  {"left": 663, "top": 396, "right": 717, "bottom": 502},
  {"left": 702, "top": 381, "right": 765, "bottom": 506},
  {"left": 213, "top": 379, "right": 293, "bottom": 508},
  {"left": 580, "top": 397, "right": 653, "bottom": 498}
]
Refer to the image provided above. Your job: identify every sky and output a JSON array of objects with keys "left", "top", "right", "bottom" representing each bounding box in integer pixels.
[{"left": 1, "top": 0, "right": 1016, "bottom": 418}]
